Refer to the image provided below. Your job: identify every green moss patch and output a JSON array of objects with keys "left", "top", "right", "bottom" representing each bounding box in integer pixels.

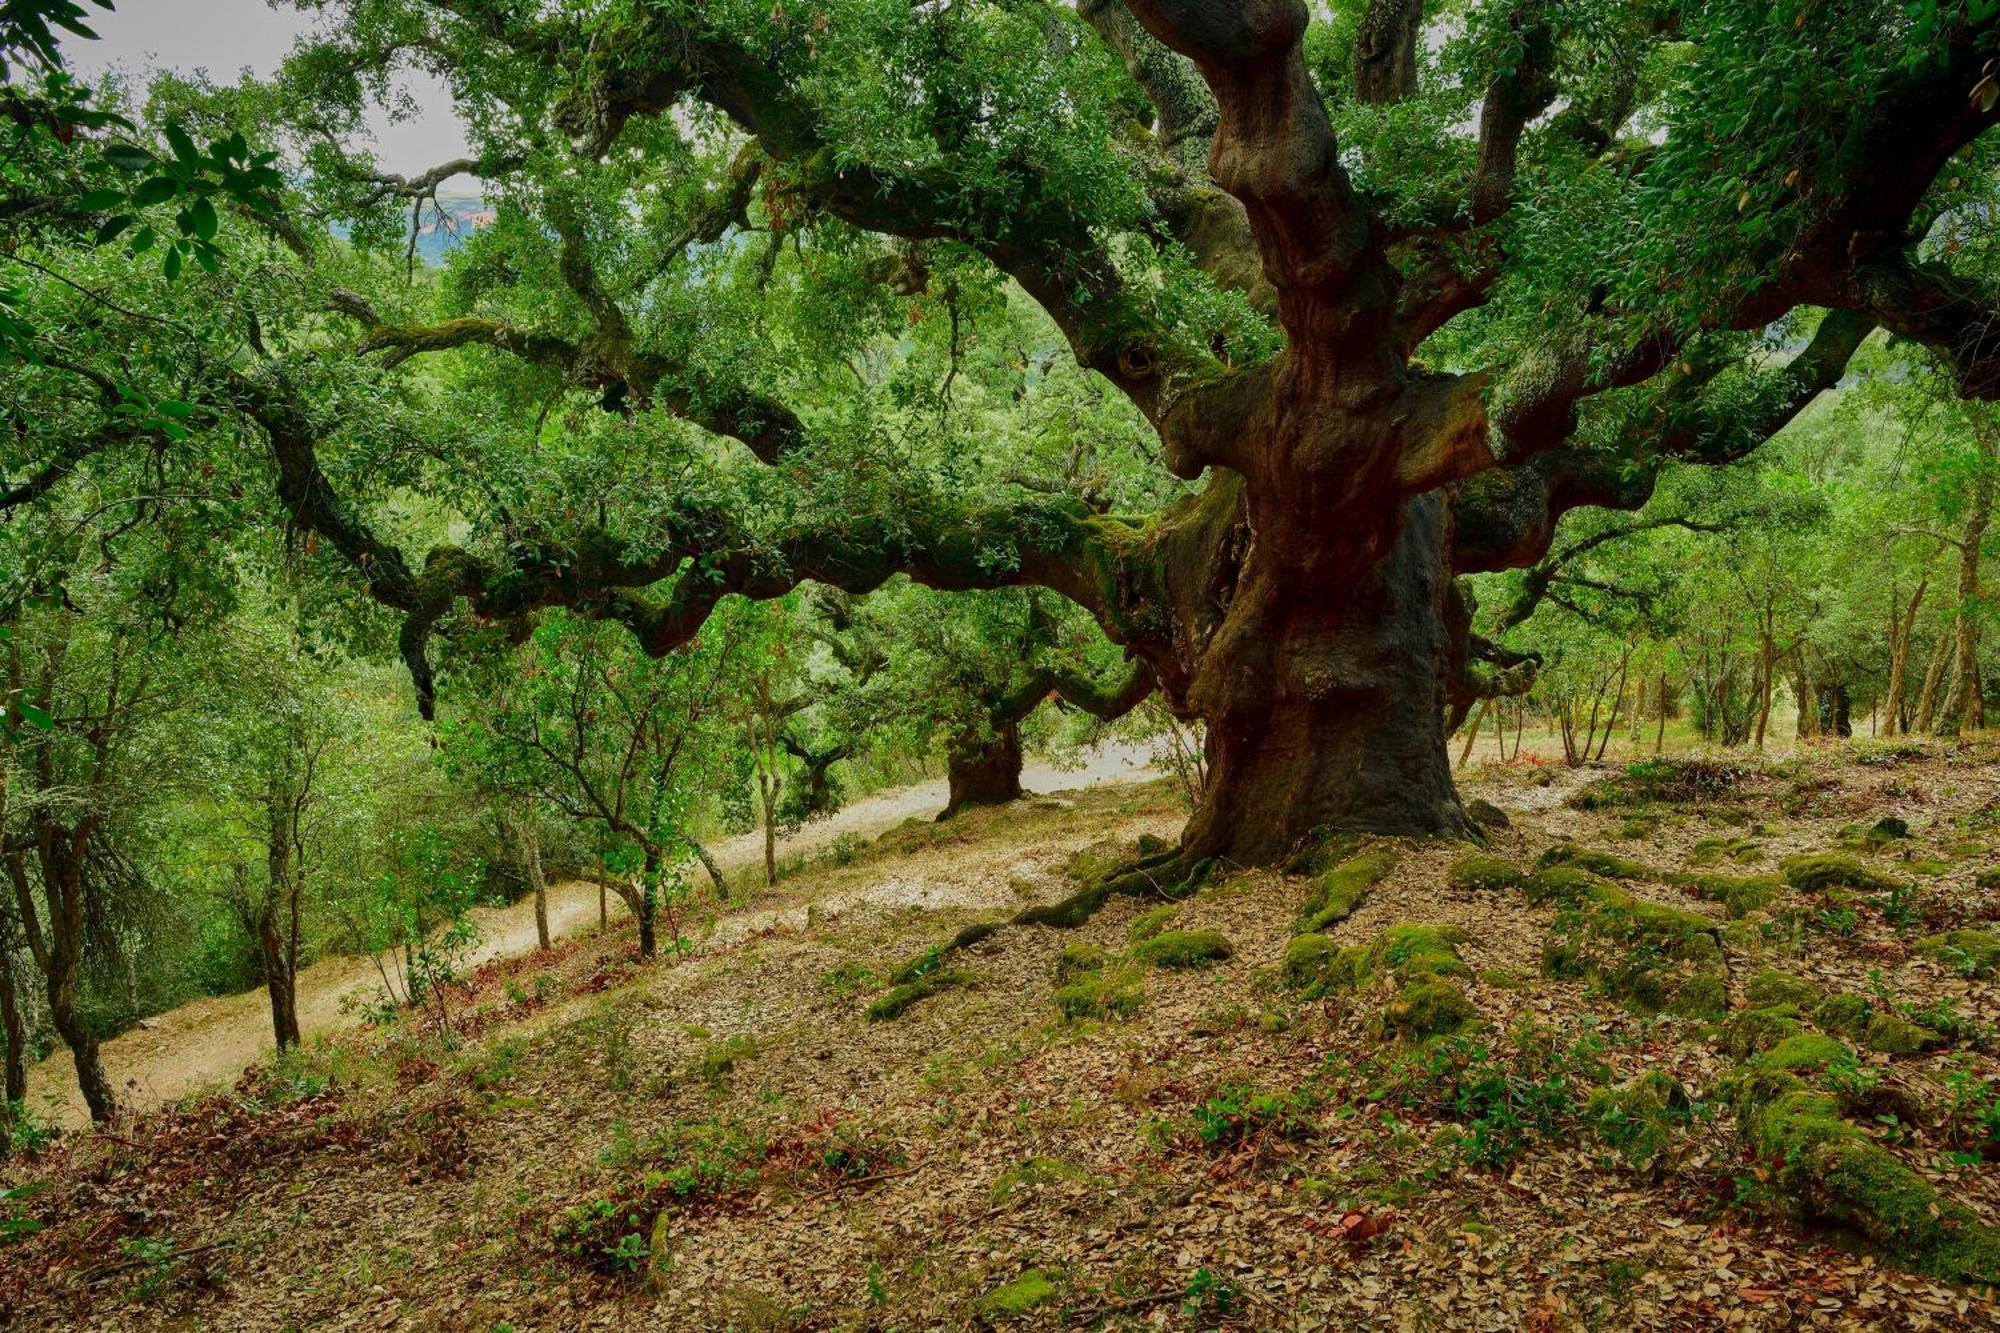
[
  {"left": 1746, "top": 968, "right": 1819, "bottom": 1008},
  {"left": 1127, "top": 904, "right": 1177, "bottom": 943},
  {"left": 1587, "top": 1071, "right": 1693, "bottom": 1170},
  {"left": 1449, "top": 854, "right": 1523, "bottom": 893},
  {"left": 1781, "top": 854, "right": 1899, "bottom": 894},
  {"left": 1916, "top": 929, "right": 2000, "bottom": 978},
  {"left": 1673, "top": 871, "right": 1786, "bottom": 919},
  {"left": 1538, "top": 843, "right": 1656, "bottom": 880},
  {"left": 1724, "top": 1005, "right": 1804, "bottom": 1061},
  {"left": 976, "top": 1269, "right": 1058, "bottom": 1319},
  {"left": 1054, "top": 967, "right": 1144, "bottom": 1021},
  {"left": 1052, "top": 943, "right": 1106, "bottom": 986},
  {"left": 1130, "top": 929, "right": 1233, "bottom": 969},
  {"left": 1542, "top": 877, "right": 1726, "bottom": 1018},
  {"left": 1281, "top": 923, "right": 1477, "bottom": 1042},
  {"left": 1299, "top": 847, "right": 1399, "bottom": 933}
]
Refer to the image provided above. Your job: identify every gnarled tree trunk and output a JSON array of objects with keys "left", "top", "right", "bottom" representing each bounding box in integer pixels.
[
  {"left": 1174, "top": 494, "right": 1473, "bottom": 866},
  {"left": 943, "top": 722, "right": 1025, "bottom": 817}
]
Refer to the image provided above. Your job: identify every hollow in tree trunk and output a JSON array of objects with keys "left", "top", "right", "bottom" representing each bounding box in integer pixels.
[{"left": 942, "top": 721, "right": 1025, "bottom": 817}]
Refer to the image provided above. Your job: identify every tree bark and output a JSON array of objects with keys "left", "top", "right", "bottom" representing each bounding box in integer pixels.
[
  {"left": 1882, "top": 576, "right": 1928, "bottom": 736},
  {"left": 0, "top": 920, "right": 27, "bottom": 1110},
  {"left": 1938, "top": 424, "right": 1994, "bottom": 735},
  {"left": 261, "top": 797, "right": 302, "bottom": 1051},
  {"left": 942, "top": 721, "right": 1025, "bottom": 817},
  {"left": 1176, "top": 494, "right": 1472, "bottom": 865},
  {"left": 1915, "top": 627, "right": 1951, "bottom": 734},
  {"left": 511, "top": 808, "right": 550, "bottom": 952}
]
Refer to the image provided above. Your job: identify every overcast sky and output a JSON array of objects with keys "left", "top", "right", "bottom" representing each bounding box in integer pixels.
[{"left": 69, "top": 0, "right": 471, "bottom": 172}]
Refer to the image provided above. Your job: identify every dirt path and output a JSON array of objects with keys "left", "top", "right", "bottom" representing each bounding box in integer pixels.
[{"left": 21, "top": 742, "right": 1160, "bottom": 1127}]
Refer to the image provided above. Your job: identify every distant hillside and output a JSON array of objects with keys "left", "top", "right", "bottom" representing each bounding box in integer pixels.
[{"left": 411, "top": 188, "right": 493, "bottom": 263}]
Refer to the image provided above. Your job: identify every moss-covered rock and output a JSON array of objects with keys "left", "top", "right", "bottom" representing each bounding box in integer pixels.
[
  {"left": 1746, "top": 968, "right": 1820, "bottom": 1008},
  {"left": 1691, "top": 836, "right": 1765, "bottom": 866},
  {"left": 1538, "top": 843, "right": 1656, "bottom": 880},
  {"left": 1127, "top": 905, "right": 1177, "bottom": 943},
  {"left": 1281, "top": 933, "right": 1341, "bottom": 997},
  {"left": 1130, "top": 929, "right": 1233, "bottom": 969},
  {"left": 1864, "top": 1011, "right": 1944, "bottom": 1056},
  {"left": 866, "top": 968, "right": 971, "bottom": 1022},
  {"left": 1812, "top": 992, "right": 1872, "bottom": 1040},
  {"left": 1381, "top": 977, "right": 1478, "bottom": 1043},
  {"left": 1756, "top": 1032, "right": 1859, "bottom": 1076},
  {"left": 1838, "top": 816, "right": 1910, "bottom": 850},
  {"left": 1052, "top": 943, "right": 1106, "bottom": 986},
  {"left": 1781, "top": 853, "right": 1899, "bottom": 894},
  {"left": 1725, "top": 1005, "right": 1804, "bottom": 1061},
  {"left": 976, "top": 1270, "right": 1058, "bottom": 1320},
  {"left": 1449, "top": 853, "right": 1524, "bottom": 893},
  {"left": 1299, "top": 848, "right": 1398, "bottom": 933},
  {"left": 1588, "top": 1071, "right": 1693, "bottom": 1169},
  {"left": 1915, "top": 928, "right": 2000, "bottom": 978}
]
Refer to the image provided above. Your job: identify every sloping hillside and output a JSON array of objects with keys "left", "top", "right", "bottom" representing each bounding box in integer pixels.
[{"left": 5, "top": 743, "right": 2000, "bottom": 1330}]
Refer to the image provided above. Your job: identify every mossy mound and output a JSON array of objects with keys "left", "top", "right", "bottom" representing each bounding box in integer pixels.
[
  {"left": 1746, "top": 968, "right": 1819, "bottom": 1008},
  {"left": 865, "top": 968, "right": 971, "bottom": 1022},
  {"left": 1863, "top": 1011, "right": 1944, "bottom": 1056},
  {"left": 1724, "top": 1005, "right": 1804, "bottom": 1061},
  {"left": 1052, "top": 942, "right": 1106, "bottom": 986},
  {"left": 1673, "top": 871, "right": 1786, "bottom": 919},
  {"left": 1281, "top": 924, "right": 1477, "bottom": 1041},
  {"left": 1538, "top": 843, "right": 1655, "bottom": 880},
  {"left": 1543, "top": 878, "right": 1726, "bottom": 1018},
  {"left": 1915, "top": 929, "right": 2000, "bottom": 978},
  {"left": 1449, "top": 853, "right": 1523, "bottom": 893},
  {"left": 1735, "top": 1038, "right": 2000, "bottom": 1284},
  {"left": 1781, "top": 853, "right": 1899, "bottom": 894},
  {"left": 1299, "top": 847, "right": 1398, "bottom": 933},
  {"left": 1054, "top": 967, "right": 1144, "bottom": 1021},
  {"left": 976, "top": 1270, "right": 1058, "bottom": 1320},
  {"left": 1130, "top": 929, "right": 1233, "bottom": 969},
  {"left": 1811, "top": 992, "right": 1871, "bottom": 1040},
  {"left": 1381, "top": 977, "right": 1478, "bottom": 1043},
  {"left": 1520, "top": 866, "right": 1606, "bottom": 908},
  {"left": 1127, "top": 904, "right": 1177, "bottom": 943},
  {"left": 1838, "top": 816, "right": 1910, "bottom": 850},
  {"left": 1587, "top": 1071, "right": 1693, "bottom": 1169}
]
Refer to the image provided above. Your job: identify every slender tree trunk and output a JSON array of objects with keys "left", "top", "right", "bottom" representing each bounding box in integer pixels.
[
  {"left": 1882, "top": 576, "right": 1927, "bottom": 736},
  {"left": 1939, "top": 426, "right": 1993, "bottom": 735},
  {"left": 689, "top": 839, "right": 729, "bottom": 900},
  {"left": 510, "top": 809, "right": 550, "bottom": 952},
  {"left": 1915, "top": 628, "right": 1951, "bottom": 734},
  {"left": 262, "top": 800, "right": 302, "bottom": 1050},
  {"left": 1455, "top": 699, "right": 1486, "bottom": 769},
  {"left": 634, "top": 850, "right": 659, "bottom": 960},
  {"left": 1655, "top": 674, "right": 1669, "bottom": 754},
  {"left": 46, "top": 953, "right": 113, "bottom": 1124},
  {"left": 942, "top": 721, "right": 1025, "bottom": 817},
  {"left": 759, "top": 773, "right": 779, "bottom": 887}
]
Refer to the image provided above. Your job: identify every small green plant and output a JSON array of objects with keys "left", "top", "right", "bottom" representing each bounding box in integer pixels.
[
  {"left": 1188, "top": 1075, "right": 1317, "bottom": 1147},
  {"left": 1181, "top": 1266, "right": 1238, "bottom": 1317},
  {"left": 117, "top": 1234, "right": 179, "bottom": 1301},
  {"left": 1, "top": 1181, "right": 47, "bottom": 1239}
]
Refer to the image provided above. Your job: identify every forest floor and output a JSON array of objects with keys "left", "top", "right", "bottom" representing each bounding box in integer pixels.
[
  {"left": 19, "top": 743, "right": 1160, "bottom": 1126},
  {"left": 5, "top": 737, "right": 2000, "bottom": 1330}
]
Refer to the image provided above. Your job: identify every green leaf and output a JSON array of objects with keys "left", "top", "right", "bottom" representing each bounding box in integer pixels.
[
  {"left": 155, "top": 398, "right": 193, "bottom": 419},
  {"left": 164, "top": 122, "right": 199, "bottom": 166},
  {"left": 77, "top": 187, "right": 125, "bottom": 211},
  {"left": 187, "top": 197, "right": 217, "bottom": 240},
  {"left": 16, "top": 701, "right": 53, "bottom": 730},
  {"left": 163, "top": 246, "right": 183, "bottom": 281},
  {"left": 93, "top": 213, "right": 131, "bottom": 245},
  {"left": 130, "top": 225, "right": 156, "bottom": 253},
  {"left": 132, "top": 176, "right": 178, "bottom": 207},
  {"left": 103, "top": 143, "right": 152, "bottom": 172}
]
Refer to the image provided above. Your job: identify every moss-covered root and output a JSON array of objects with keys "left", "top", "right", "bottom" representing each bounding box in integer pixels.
[
  {"left": 1130, "top": 929, "right": 1232, "bottom": 969},
  {"left": 865, "top": 968, "right": 971, "bottom": 1022},
  {"left": 1738, "top": 1040, "right": 2000, "bottom": 1284},
  {"left": 1537, "top": 843, "right": 1657, "bottom": 881},
  {"left": 1540, "top": 876, "right": 1727, "bottom": 1019},
  {"left": 1283, "top": 923, "right": 1477, "bottom": 1042},
  {"left": 1298, "top": 847, "right": 1399, "bottom": 933}
]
